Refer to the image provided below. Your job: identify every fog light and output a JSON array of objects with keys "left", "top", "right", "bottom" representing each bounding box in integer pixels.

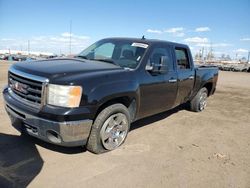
[{"left": 46, "top": 130, "right": 62, "bottom": 144}]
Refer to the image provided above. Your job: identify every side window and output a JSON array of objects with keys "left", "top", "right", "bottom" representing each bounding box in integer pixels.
[
  {"left": 175, "top": 48, "right": 190, "bottom": 69},
  {"left": 95, "top": 43, "right": 115, "bottom": 58},
  {"left": 146, "top": 47, "right": 173, "bottom": 71}
]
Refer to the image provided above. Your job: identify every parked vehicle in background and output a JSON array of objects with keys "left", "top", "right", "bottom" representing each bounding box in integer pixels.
[
  {"left": 217, "top": 63, "right": 250, "bottom": 72},
  {"left": 3, "top": 37, "right": 218, "bottom": 154},
  {"left": 0, "top": 55, "right": 5, "bottom": 60},
  {"left": 2, "top": 55, "right": 29, "bottom": 61}
]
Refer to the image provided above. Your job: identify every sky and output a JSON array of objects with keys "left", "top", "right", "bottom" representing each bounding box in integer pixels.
[{"left": 0, "top": 0, "right": 249, "bottom": 58}]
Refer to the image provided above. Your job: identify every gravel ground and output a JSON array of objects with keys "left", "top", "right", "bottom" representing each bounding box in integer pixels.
[{"left": 0, "top": 61, "right": 250, "bottom": 188}]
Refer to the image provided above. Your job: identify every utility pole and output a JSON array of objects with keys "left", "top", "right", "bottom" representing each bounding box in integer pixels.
[
  {"left": 209, "top": 42, "right": 213, "bottom": 61},
  {"left": 28, "top": 40, "right": 30, "bottom": 55},
  {"left": 69, "top": 20, "right": 72, "bottom": 55},
  {"left": 205, "top": 47, "right": 207, "bottom": 62},
  {"left": 201, "top": 47, "right": 204, "bottom": 62},
  {"left": 248, "top": 51, "right": 250, "bottom": 63}
]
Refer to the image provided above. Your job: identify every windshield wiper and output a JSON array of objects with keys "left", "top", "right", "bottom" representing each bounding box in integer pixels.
[
  {"left": 75, "top": 55, "right": 89, "bottom": 60},
  {"left": 90, "top": 58, "right": 120, "bottom": 67}
]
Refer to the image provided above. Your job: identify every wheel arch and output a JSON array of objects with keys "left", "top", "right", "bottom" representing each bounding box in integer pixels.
[
  {"left": 202, "top": 82, "right": 213, "bottom": 96},
  {"left": 95, "top": 96, "right": 137, "bottom": 122}
]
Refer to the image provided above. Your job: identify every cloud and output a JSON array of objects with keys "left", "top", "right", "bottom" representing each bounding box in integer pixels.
[
  {"left": 165, "top": 27, "right": 184, "bottom": 33},
  {"left": 240, "top": 38, "right": 250, "bottom": 41},
  {"left": 164, "top": 27, "right": 185, "bottom": 37},
  {"left": 213, "top": 43, "right": 232, "bottom": 47},
  {"left": 196, "top": 43, "right": 210, "bottom": 47},
  {"left": 146, "top": 29, "right": 162, "bottom": 34},
  {"left": 195, "top": 27, "right": 211, "bottom": 32},
  {"left": 184, "top": 37, "right": 209, "bottom": 43},
  {"left": 175, "top": 32, "right": 185, "bottom": 37},
  {"left": 32, "top": 36, "right": 47, "bottom": 41},
  {"left": 1, "top": 38, "right": 15, "bottom": 41},
  {"left": 195, "top": 42, "right": 231, "bottom": 48},
  {"left": 49, "top": 36, "right": 69, "bottom": 42},
  {"left": 0, "top": 32, "right": 91, "bottom": 54},
  {"left": 61, "top": 32, "right": 72, "bottom": 37},
  {"left": 146, "top": 27, "right": 185, "bottom": 37},
  {"left": 236, "top": 48, "right": 248, "bottom": 53},
  {"left": 61, "top": 32, "right": 89, "bottom": 40}
]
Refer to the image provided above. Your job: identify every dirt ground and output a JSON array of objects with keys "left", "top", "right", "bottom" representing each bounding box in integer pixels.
[{"left": 0, "top": 61, "right": 250, "bottom": 188}]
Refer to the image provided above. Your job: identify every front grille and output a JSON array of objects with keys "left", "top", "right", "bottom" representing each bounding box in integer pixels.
[{"left": 9, "top": 72, "right": 43, "bottom": 105}]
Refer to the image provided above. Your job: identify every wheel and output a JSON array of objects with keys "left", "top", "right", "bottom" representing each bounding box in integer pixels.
[
  {"left": 87, "top": 103, "right": 130, "bottom": 154},
  {"left": 189, "top": 87, "right": 208, "bottom": 112}
]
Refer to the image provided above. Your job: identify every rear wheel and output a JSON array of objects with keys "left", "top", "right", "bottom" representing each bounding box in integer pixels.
[
  {"left": 87, "top": 103, "right": 130, "bottom": 154},
  {"left": 189, "top": 87, "right": 208, "bottom": 112}
]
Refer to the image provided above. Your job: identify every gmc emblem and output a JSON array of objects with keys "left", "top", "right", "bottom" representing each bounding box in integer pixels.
[{"left": 10, "top": 79, "right": 29, "bottom": 94}]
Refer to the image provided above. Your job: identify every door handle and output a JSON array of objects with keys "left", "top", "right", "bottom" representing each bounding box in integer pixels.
[
  {"left": 189, "top": 76, "right": 194, "bottom": 80},
  {"left": 168, "top": 79, "right": 177, "bottom": 83}
]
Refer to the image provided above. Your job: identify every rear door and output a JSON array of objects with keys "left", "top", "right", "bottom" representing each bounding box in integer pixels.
[{"left": 174, "top": 47, "right": 195, "bottom": 104}]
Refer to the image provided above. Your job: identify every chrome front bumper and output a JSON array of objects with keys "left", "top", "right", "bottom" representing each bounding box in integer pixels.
[{"left": 5, "top": 103, "right": 93, "bottom": 147}]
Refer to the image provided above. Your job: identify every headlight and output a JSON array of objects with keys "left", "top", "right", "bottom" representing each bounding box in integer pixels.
[{"left": 47, "top": 84, "right": 82, "bottom": 108}]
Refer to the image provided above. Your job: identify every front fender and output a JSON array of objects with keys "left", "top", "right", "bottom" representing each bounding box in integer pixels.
[{"left": 88, "top": 80, "right": 140, "bottom": 107}]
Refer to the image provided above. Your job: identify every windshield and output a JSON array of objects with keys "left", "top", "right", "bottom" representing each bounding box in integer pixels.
[{"left": 77, "top": 39, "right": 148, "bottom": 69}]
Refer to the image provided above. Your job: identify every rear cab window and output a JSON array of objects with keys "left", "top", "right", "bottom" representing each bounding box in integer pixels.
[{"left": 175, "top": 48, "right": 191, "bottom": 70}]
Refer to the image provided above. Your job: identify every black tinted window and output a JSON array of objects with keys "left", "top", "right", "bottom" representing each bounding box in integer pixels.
[
  {"left": 147, "top": 47, "right": 173, "bottom": 71},
  {"left": 175, "top": 48, "right": 190, "bottom": 69},
  {"left": 78, "top": 40, "right": 147, "bottom": 69}
]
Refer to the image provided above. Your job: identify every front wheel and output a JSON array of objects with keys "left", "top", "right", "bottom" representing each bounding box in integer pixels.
[
  {"left": 87, "top": 103, "right": 130, "bottom": 154},
  {"left": 189, "top": 87, "right": 208, "bottom": 112}
]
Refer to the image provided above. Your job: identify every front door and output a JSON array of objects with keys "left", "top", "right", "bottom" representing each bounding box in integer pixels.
[{"left": 138, "top": 45, "right": 178, "bottom": 118}]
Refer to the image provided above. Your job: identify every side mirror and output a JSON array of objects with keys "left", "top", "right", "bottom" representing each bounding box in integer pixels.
[{"left": 146, "top": 56, "right": 168, "bottom": 74}]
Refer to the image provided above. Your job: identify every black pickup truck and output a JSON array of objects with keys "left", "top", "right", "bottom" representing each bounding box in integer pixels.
[{"left": 3, "top": 37, "right": 218, "bottom": 153}]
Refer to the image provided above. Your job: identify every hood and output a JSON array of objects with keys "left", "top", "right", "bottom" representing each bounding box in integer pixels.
[{"left": 11, "top": 58, "right": 123, "bottom": 79}]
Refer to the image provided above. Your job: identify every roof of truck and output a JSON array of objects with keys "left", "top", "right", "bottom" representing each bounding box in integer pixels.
[{"left": 102, "top": 37, "right": 189, "bottom": 48}]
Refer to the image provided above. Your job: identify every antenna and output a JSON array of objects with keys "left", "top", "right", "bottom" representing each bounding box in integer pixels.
[{"left": 69, "top": 20, "right": 72, "bottom": 55}]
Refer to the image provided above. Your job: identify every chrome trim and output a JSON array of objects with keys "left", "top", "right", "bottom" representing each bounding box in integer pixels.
[
  {"left": 8, "top": 88, "right": 41, "bottom": 110},
  {"left": 168, "top": 79, "right": 177, "bottom": 83},
  {"left": 5, "top": 103, "right": 93, "bottom": 145},
  {"left": 9, "top": 66, "right": 49, "bottom": 83},
  {"left": 5, "top": 103, "right": 25, "bottom": 121},
  {"left": 8, "top": 66, "right": 49, "bottom": 108},
  {"left": 41, "top": 81, "right": 49, "bottom": 106},
  {"left": 100, "top": 113, "right": 129, "bottom": 150}
]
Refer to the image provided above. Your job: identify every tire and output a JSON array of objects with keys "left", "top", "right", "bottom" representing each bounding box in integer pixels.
[
  {"left": 87, "top": 103, "right": 130, "bottom": 154},
  {"left": 189, "top": 87, "right": 208, "bottom": 112}
]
